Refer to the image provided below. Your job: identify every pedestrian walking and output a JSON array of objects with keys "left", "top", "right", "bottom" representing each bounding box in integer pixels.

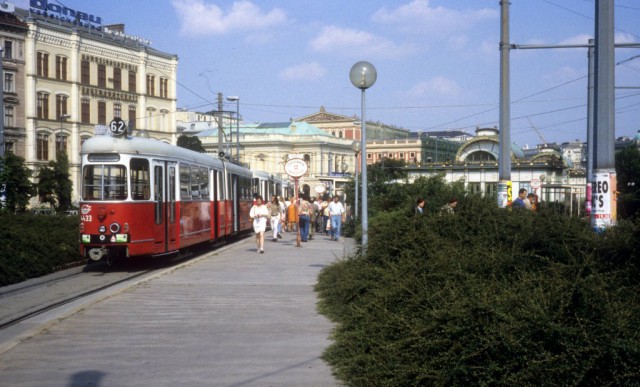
[
  {"left": 512, "top": 188, "right": 527, "bottom": 209},
  {"left": 249, "top": 195, "right": 269, "bottom": 253},
  {"left": 298, "top": 196, "right": 312, "bottom": 242},
  {"left": 309, "top": 197, "right": 319, "bottom": 240},
  {"left": 415, "top": 197, "right": 426, "bottom": 216},
  {"left": 321, "top": 195, "right": 330, "bottom": 235},
  {"left": 278, "top": 196, "right": 286, "bottom": 237},
  {"left": 287, "top": 199, "right": 298, "bottom": 232},
  {"left": 524, "top": 193, "right": 536, "bottom": 211},
  {"left": 268, "top": 195, "right": 282, "bottom": 242},
  {"left": 328, "top": 195, "right": 345, "bottom": 241},
  {"left": 439, "top": 197, "right": 458, "bottom": 216}
]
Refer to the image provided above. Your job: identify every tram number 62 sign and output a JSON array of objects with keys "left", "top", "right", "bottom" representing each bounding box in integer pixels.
[
  {"left": 109, "top": 118, "right": 127, "bottom": 136},
  {"left": 284, "top": 158, "right": 308, "bottom": 178}
]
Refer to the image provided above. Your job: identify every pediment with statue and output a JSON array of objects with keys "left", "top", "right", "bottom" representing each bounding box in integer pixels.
[{"left": 295, "top": 106, "right": 355, "bottom": 123}]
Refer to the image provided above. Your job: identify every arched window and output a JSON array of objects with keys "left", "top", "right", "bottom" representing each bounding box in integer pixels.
[
  {"left": 466, "top": 151, "right": 496, "bottom": 162},
  {"left": 304, "top": 153, "right": 311, "bottom": 173}
]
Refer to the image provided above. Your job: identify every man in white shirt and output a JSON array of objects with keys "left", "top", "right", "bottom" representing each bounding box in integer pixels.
[{"left": 327, "top": 195, "right": 345, "bottom": 241}]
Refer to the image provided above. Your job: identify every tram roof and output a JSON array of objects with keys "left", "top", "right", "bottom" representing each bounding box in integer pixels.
[{"left": 81, "top": 135, "right": 226, "bottom": 168}]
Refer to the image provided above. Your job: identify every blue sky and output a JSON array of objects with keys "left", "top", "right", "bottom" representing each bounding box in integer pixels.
[{"left": 17, "top": 0, "right": 640, "bottom": 147}]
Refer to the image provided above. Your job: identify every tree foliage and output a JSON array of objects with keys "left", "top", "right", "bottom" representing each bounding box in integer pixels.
[
  {"left": 177, "top": 134, "right": 205, "bottom": 153},
  {"left": 0, "top": 212, "right": 79, "bottom": 286},
  {"left": 616, "top": 145, "right": 640, "bottom": 218},
  {"left": 0, "top": 153, "right": 35, "bottom": 213},
  {"left": 36, "top": 151, "right": 73, "bottom": 211}
]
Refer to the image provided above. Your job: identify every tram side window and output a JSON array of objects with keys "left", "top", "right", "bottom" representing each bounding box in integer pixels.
[
  {"left": 190, "top": 166, "right": 200, "bottom": 199},
  {"left": 130, "top": 158, "right": 150, "bottom": 200},
  {"left": 179, "top": 164, "right": 190, "bottom": 199},
  {"left": 240, "top": 176, "right": 251, "bottom": 200},
  {"left": 251, "top": 178, "right": 259, "bottom": 198},
  {"left": 200, "top": 167, "right": 209, "bottom": 198},
  {"left": 82, "top": 165, "right": 127, "bottom": 200}
]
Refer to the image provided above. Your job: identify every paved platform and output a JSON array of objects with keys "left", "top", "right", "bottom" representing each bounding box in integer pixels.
[{"left": 0, "top": 231, "right": 354, "bottom": 386}]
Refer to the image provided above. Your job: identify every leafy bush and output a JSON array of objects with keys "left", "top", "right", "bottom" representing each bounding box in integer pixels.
[
  {"left": 316, "top": 194, "right": 640, "bottom": 385},
  {"left": 0, "top": 213, "right": 79, "bottom": 286}
]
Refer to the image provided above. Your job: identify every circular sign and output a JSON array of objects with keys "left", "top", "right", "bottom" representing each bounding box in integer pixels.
[
  {"left": 314, "top": 184, "right": 326, "bottom": 194},
  {"left": 109, "top": 118, "right": 127, "bottom": 136},
  {"left": 284, "top": 158, "right": 308, "bottom": 178},
  {"left": 530, "top": 178, "right": 541, "bottom": 189}
]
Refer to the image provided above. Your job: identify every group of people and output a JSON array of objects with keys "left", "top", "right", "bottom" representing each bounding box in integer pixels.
[
  {"left": 249, "top": 194, "right": 346, "bottom": 253},
  {"left": 512, "top": 188, "right": 538, "bottom": 211},
  {"left": 415, "top": 197, "right": 459, "bottom": 216}
]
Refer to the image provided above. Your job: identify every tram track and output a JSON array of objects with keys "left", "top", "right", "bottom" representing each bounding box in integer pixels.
[
  {"left": 0, "top": 269, "right": 154, "bottom": 332},
  {"left": 0, "top": 234, "right": 251, "bottom": 355}
]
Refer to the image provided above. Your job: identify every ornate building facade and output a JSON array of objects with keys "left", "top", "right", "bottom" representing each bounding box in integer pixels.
[
  {"left": 0, "top": 8, "right": 27, "bottom": 158},
  {"left": 197, "top": 121, "right": 358, "bottom": 198},
  {"left": 7, "top": 4, "right": 177, "bottom": 205},
  {"left": 407, "top": 127, "right": 584, "bottom": 215}
]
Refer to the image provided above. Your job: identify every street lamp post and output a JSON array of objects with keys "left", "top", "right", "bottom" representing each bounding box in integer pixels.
[
  {"left": 349, "top": 61, "right": 377, "bottom": 249},
  {"left": 227, "top": 96, "right": 240, "bottom": 162}
]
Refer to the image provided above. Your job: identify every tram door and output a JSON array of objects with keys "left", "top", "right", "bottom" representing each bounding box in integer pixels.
[
  {"left": 232, "top": 174, "right": 239, "bottom": 233},
  {"left": 152, "top": 161, "right": 178, "bottom": 254}
]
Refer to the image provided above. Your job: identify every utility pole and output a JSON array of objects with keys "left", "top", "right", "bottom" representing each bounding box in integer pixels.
[
  {"left": 592, "top": 0, "right": 616, "bottom": 230},
  {"left": 586, "top": 39, "right": 595, "bottom": 215},
  {"left": 217, "top": 92, "right": 223, "bottom": 157},
  {"left": 497, "top": 0, "right": 511, "bottom": 208},
  {"left": 511, "top": 39, "right": 638, "bottom": 223}
]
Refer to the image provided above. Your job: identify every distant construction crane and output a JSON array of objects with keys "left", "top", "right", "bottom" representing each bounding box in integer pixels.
[{"left": 526, "top": 116, "right": 547, "bottom": 146}]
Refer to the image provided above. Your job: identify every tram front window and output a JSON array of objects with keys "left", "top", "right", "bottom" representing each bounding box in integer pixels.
[
  {"left": 82, "top": 165, "right": 128, "bottom": 200},
  {"left": 130, "top": 158, "right": 151, "bottom": 200}
]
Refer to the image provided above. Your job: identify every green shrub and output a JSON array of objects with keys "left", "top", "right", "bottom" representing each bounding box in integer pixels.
[
  {"left": 316, "top": 195, "right": 640, "bottom": 385},
  {"left": 0, "top": 213, "right": 79, "bottom": 286}
]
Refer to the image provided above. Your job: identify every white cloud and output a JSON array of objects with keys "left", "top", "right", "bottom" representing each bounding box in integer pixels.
[
  {"left": 172, "top": 0, "right": 286, "bottom": 37},
  {"left": 614, "top": 32, "right": 638, "bottom": 44},
  {"left": 559, "top": 34, "right": 592, "bottom": 46},
  {"left": 279, "top": 62, "right": 327, "bottom": 81},
  {"left": 407, "top": 76, "right": 461, "bottom": 98},
  {"left": 309, "top": 26, "right": 412, "bottom": 57},
  {"left": 544, "top": 66, "right": 581, "bottom": 83},
  {"left": 557, "top": 32, "right": 636, "bottom": 47},
  {"left": 372, "top": 0, "right": 498, "bottom": 34}
]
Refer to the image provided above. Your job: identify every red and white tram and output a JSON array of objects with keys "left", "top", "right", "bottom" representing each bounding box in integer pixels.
[{"left": 79, "top": 131, "right": 264, "bottom": 264}]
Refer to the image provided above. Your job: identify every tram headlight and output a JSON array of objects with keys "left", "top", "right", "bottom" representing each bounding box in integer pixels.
[
  {"left": 109, "top": 223, "right": 121, "bottom": 234},
  {"left": 98, "top": 225, "right": 107, "bottom": 233}
]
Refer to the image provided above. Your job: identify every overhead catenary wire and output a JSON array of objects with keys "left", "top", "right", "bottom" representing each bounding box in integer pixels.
[{"left": 44, "top": 0, "right": 639, "bottom": 139}]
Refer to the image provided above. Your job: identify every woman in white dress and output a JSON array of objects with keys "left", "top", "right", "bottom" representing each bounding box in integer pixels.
[{"left": 249, "top": 195, "right": 269, "bottom": 253}]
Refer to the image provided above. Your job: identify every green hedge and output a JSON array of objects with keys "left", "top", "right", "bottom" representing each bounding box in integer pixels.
[
  {"left": 316, "top": 196, "right": 640, "bottom": 385},
  {"left": 0, "top": 213, "right": 80, "bottom": 286}
]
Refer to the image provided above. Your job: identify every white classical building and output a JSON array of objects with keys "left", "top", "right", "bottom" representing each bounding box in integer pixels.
[{"left": 197, "top": 121, "right": 358, "bottom": 199}]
